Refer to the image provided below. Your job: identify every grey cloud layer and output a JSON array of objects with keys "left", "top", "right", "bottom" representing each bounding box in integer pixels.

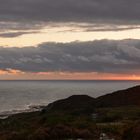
[
  {"left": 0, "top": 0, "right": 139, "bottom": 37},
  {"left": 1, "top": 22, "right": 140, "bottom": 38},
  {"left": 0, "top": 39, "right": 140, "bottom": 74},
  {"left": 0, "top": 31, "right": 39, "bottom": 38},
  {"left": 0, "top": 0, "right": 139, "bottom": 23},
  {"left": 0, "top": 21, "right": 44, "bottom": 37}
]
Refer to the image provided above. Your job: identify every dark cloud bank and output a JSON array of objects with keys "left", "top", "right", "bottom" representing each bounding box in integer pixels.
[
  {"left": 0, "top": 0, "right": 139, "bottom": 23},
  {"left": 0, "top": 0, "right": 140, "bottom": 34},
  {"left": 0, "top": 39, "right": 140, "bottom": 74}
]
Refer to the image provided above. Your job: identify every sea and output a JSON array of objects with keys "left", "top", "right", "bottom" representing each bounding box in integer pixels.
[{"left": 0, "top": 80, "right": 140, "bottom": 118}]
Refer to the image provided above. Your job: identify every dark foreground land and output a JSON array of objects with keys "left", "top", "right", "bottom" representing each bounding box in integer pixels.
[{"left": 1, "top": 86, "right": 140, "bottom": 139}]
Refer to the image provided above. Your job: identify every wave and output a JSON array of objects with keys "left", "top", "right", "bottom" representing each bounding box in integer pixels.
[{"left": 0, "top": 104, "right": 45, "bottom": 119}]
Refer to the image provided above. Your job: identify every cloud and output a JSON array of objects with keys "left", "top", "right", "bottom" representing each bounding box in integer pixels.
[
  {"left": 0, "top": 39, "right": 140, "bottom": 74},
  {"left": 77, "top": 24, "right": 140, "bottom": 32},
  {"left": 0, "top": 22, "right": 140, "bottom": 39},
  {"left": 0, "top": 0, "right": 139, "bottom": 33},
  {"left": 0, "top": 68, "right": 24, "bottom": 75},
  {"left": 0, "top": 31, "right": 39, "bottom": 38},
  {"left": 0, "top": 21, "right": 44, "bottom": 31},
  {"left": 0, "top": 0, "right": 140, "bottom": 37},
  {"left": 0, "top": 0, "right": 139, "bottom": 23}
]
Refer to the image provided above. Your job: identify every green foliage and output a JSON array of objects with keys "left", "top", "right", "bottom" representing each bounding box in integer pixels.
[{"left": 1, "top": 105, "right": 140, "bottom": 139}]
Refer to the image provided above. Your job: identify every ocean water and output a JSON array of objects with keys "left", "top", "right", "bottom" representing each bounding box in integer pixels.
[{"left": 0, "top": 80, "right": 140, "bottom": 116}]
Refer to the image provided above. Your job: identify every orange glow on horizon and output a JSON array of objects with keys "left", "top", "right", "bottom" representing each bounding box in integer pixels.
[
  {"left": 0, "top": 69, "right": 140, "bottom": 80},
  {"left": 0, "top": 69, "right": 25, "bottom": 75}
]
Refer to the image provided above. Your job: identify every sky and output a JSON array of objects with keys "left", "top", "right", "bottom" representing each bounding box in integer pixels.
[{"left": 0, "top": 0, "right": 140, "bottom": 80}]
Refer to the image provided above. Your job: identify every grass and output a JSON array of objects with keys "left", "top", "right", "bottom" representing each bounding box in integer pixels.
[{"left": 0, "top": 106, "right": 140, "bottom": 139}]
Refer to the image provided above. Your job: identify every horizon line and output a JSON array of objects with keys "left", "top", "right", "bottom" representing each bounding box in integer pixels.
[{"left": 0, "top": 79, "right": 140, "bottom": 81}]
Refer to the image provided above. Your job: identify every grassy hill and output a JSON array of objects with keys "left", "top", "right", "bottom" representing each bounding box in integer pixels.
[{"left": 95, "top": 85, "right": 140, "bottom": 107}]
